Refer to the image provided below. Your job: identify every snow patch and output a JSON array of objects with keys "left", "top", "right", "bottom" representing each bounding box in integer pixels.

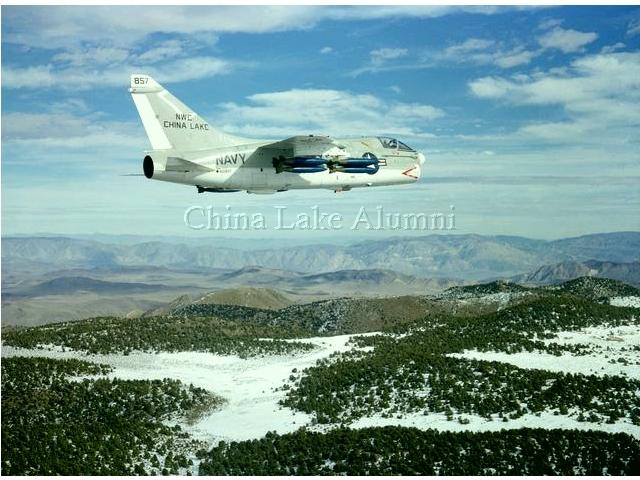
[
  {"left": 345, "top": 410, "right": 640, "bottom": 439},
  {"left": 450, "top": 349, "right": 639, "bottom": 379},
  {"left": 610, "top": 296, "right": 640, "bottom": 308},
  {"left": 2, "top": 333, "right": 374, "bottom": 448},
  {"left": 449, "top": 324, "right": 640, "bottom": 379}
]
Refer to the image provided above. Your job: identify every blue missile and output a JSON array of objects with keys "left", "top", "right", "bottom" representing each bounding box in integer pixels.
[
  {"left": 336, "top": 157, "right": 379, "bottom": 168},
  {"left": 339, "top": 165, "right": 379, "bottom": 174},
  {"left": 328, "top": 155, "right": 380, "bottom": 174},
  {"left": 288, "top": 156, "right": 327, "bottom": 167},
  {"left": 284, "top": 166, "right": 327, "bottom": 174}
]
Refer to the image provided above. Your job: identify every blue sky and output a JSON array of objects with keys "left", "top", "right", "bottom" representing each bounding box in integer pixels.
[{"left": 2, "top": 5, "right": 639, "bottom": 241}]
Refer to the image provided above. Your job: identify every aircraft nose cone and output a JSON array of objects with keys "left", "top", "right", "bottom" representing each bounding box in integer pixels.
[{"left": 417, "top": 152, "right": 426, "bottom": 165}]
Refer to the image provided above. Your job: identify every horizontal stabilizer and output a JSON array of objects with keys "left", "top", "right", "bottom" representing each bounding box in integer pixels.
[{"left": 165, "top": 156, "right": 212, "bottom": 173}]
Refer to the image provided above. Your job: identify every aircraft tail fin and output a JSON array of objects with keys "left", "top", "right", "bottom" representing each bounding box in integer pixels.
[{"left": 129, "top": 74, "right": 245, "bottom": 151}]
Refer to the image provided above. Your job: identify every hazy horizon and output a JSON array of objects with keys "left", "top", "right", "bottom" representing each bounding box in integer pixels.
[{"left": 2, "top": 229, "right": 639, "bottom": 247}]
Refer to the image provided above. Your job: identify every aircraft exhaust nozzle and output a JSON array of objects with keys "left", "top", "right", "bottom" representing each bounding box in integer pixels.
[
  {"left": 142, "top": 153, "right": 176, "bottom": 179},
  {"left": 143, "top": 155, "right": 154, "bottom": 179}
]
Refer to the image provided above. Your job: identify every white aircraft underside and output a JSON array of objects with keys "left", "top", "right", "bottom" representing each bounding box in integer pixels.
[{"left": 130, "top": 74, "right": 425, "bottom": 194}]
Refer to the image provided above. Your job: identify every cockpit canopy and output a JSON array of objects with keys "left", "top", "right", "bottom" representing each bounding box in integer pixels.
[{"left": 378, "top": 137, "right": 415, "bottom": 152}]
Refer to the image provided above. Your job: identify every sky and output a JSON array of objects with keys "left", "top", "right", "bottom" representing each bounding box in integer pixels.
[{"left": 1, "top": 5, "right": 639, "bottom": 242}]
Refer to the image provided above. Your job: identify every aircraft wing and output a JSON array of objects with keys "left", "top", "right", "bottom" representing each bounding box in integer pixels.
[{"left": 260, "top": 135, "right": 338, "bottom": 157}]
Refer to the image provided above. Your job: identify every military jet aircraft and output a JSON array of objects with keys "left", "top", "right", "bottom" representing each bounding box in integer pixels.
[{"left": 130, "top": 74, "right": 425, "bottom": 194}]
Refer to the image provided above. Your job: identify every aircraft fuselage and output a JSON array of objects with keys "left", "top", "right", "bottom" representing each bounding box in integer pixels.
[{"left": 144, "top": 137, "right": 422, "bottom": 194}]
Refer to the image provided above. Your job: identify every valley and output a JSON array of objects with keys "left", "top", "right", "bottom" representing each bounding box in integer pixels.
[{"left": 2, "top": 276, "right": 639, "bottom": 475}]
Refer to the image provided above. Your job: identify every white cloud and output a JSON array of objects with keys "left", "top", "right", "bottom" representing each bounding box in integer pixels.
[
  {"left": 2, "top": 6, "right": 317, "bottom": 50},
  {"left": 215, "top": 88, "right": 443, "bottom": 140},
  {"left": 349, "top": 48, "right": 413, "bottom": 76},
  {"left": 5, "top": 131, "right": 142, "bottom": 152},
  {"left": 2, "top": 96, "right": 143, "bottom": 153},
  {"left": 135, "top": 40, "right": 187, "bottom": 64},
  {"left": 627, "top": 19, "right": 640, "bottom": 36},
  {"left": 493, "top": 48, "right": 538, "bottom": 68},
  {"left": 516, "top": 121, "right": 587, "bottom": 141},
  {"left": 438, "top": 38, "right": 494, "bottom": 66},
  {"left": 443, "top": 38, "right": 496, "bottom": 56},
  {"left": 2, "top": 56, "right": 231, "bottom": 90},
  {"left": 154, "top": 57, "right": 230, "bottom": 83},
  {"left": 3, "top": 15, "right": 234, "bottom": 92},
  {"left": 3, "top": 6, "right": 541, "bottom": 88},
  {"left": 370, "top": 48, "right": 409, "bottom": 66},
  {"left": 472, "top": 52, "right": 640, "bottom": 108},
  {"left": 538, "top": 18, "right": 564, "bottom": 30},
  {"left": 52, "top": 47, "right": 130, "bottom": 66},
  {"left": 320, "top": 47, "right": 333, "bottom": 55},
  {"left": 537, "top": 26, "right": 598, "bottom": 53},
  {"left": 2, "top": 111, "right": 141, "bottom": 150},
  {"left": 2, "top": 112, "right": 93, "bottom": 140},
  {"left": 1, "top": 66, "right": 56, "bottom": 89},
  {"left": 437, "top": 38, "right": 538, "bottom": 69},
  {"left": 323, "top": 5, "right": 508, "bottom": 22},
  {"left": 600, "top": 42, "right": 626, "bottom": 54},
  {"left": 353, "top": 37, "right": 539, "bottom": 76},
  {"left": 425, "top": 23, "right": 599, "bottom": 73},
  {"left": 468, "top": 51, "right": 640, "bottom": 145},
  {"left": 468, "top": 76, "right": 515, "bottom": 98},
  {"left": 387, "top": 103, "right": 445, "bottom": 121},
  {"left": 431, "top": 21, "right": 601, "bottom": 74},
  {"left": 48, "top": 98, "right": 91, "bottom": 114},
  {"left": 2, "top": 6, "right": 520, "bottom": 51}
]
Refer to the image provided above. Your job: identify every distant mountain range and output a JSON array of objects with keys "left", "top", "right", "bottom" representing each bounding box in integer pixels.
[
  {"left": 3, "top": 232, "right": 639, "bottom": 327},
  {"left": 3, "top": 276, "right": 168, "bottom": 300},
  {"left": 511, "top": 260, "right": 640, "bottom": 287},
  {"left": 3, "top": 232, "right": 639, "bottom": 280}
]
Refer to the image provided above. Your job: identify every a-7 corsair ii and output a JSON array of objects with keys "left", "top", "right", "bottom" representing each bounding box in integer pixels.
[{"left": 130, "top": 74, "right": 425, "bottom": 194}]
